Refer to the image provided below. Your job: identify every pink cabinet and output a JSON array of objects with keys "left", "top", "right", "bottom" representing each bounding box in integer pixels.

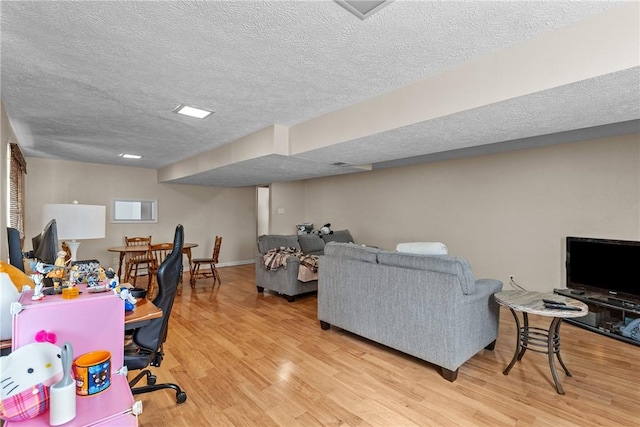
[{"left": 8, "top": 287, "right": 140, "bottom": 426}]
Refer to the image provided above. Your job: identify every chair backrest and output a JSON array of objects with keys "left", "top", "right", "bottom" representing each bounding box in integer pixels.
[
  {"left": 212, "top": 236, "right": 222, "bottom": 263},
  {"left": 132, "top": 225, "right": 184, "bottom": 352},
  {"left": 125, "top": 236, "right": 152, "bottom": 262},
  {"left": 125, "top": 236, "right": 152, "bottom": 247},
  {"left": 150, "top": 243, "right": 174, "bottom": 269},
  {"left": 7, "top": 227, "right": 25, "bottom": 272}
]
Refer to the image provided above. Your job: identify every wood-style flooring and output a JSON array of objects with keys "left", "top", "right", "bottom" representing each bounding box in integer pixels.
[{"left": 133, "top": 264, "right": 639, "bottom": 426}]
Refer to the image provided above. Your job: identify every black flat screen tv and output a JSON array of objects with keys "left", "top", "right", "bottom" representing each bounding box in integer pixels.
[{"left": 566, "top": 236, "right": 640, "bottom": 302}]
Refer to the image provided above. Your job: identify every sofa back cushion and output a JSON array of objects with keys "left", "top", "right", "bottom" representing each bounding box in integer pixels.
[
  {"left": 324, "top": 242, "right": 379, "bottom": 264},
  {"left": 322, "top": 229, "right": 354, "bottom": 244},
  {"left": 257, "top": 234, "right": 301, "bottom": 253},
  {"left": 377, "top": 251, "right": 476, "bottom": 295},
  {"left": 298, "top": 234, "right": 325, "bottom": 255}
]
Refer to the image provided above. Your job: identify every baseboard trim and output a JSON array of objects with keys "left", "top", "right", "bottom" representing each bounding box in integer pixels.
[
  {"left": 219, "top": 259, "right": 255, "bottom": 267},
  {"left": 182, "top": 259, "right": 254, "bottom": 272}
]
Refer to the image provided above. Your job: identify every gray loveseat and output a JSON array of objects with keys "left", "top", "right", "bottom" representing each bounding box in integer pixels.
[
  {"left": 255, "top": 230, "right": 354, "bottom": 301},
  {"left": 318, "top": 242, "right": 502, "bottom": 381}
]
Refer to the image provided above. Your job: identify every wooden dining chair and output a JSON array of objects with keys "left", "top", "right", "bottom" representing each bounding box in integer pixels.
[
  {"left": 190, "top": 236, "right": 222, "bottom": 288},
  {"left": 124, "top": 236, "right": 154, "bottom": 288},
  {"left": 148, "top": 242, "right": 175, "bottom": 298}
]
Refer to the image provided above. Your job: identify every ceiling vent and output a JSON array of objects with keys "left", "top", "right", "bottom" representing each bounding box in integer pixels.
[{"left": 335, "top": 0, "right": 393, "bottom": 20}]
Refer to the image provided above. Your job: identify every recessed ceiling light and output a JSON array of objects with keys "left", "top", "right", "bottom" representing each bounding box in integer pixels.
[
  {"left": 119, "top": 153, "right": 142, "bottom": 159},
  {"left": 335, "top": 0, "right": 393, "bottom": 20},
  {"left": 173, "top": 103, "right": 214, "bottom": 119}
]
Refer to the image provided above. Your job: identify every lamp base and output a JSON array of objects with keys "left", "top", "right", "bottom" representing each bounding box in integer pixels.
[{"left": 66, "top": 241, "right": 81, "bottom": 262}]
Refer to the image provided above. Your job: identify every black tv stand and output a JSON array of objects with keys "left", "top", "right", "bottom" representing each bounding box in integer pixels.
[{"left": 554, "top": 288, "right": 640, "bottom": 346}]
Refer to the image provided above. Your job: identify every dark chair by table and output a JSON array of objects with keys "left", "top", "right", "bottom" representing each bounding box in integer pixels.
[
  {"left": 124, "top": 225, "right": 187, "bottom": 404},
  {"left": 190, "top": 236, "right": 222, "bottom": 288},
  {"left": 7, "top": 227, "right": 25, "bottom": 272}
]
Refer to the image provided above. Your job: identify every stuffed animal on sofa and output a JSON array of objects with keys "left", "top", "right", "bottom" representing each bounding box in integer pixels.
[
  {"left": 0, "top": 341, "right": 63, "bottom": 421},
  {"left": 313, "top": 223, "right": 333, "bottom": 236},
  {"left": 0, "top": 261, "right": 33, "bottom": 340}
]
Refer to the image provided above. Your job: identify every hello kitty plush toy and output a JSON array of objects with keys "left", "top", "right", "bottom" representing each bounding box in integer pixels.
[{"left": 0, "top": 338, "right": 63, "bottom": 421}]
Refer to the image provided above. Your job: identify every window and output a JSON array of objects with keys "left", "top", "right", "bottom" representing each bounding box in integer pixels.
[
  {"left": 8, "top": 143, "right": 27, "bottom": 239},
  {"left": 111, "top": 199, "right": 157, "bottom": 223}
]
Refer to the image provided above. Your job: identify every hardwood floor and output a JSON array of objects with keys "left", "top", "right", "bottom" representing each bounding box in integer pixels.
[{"left": 133, "top": 264, "right": 639, "bottom": 426}]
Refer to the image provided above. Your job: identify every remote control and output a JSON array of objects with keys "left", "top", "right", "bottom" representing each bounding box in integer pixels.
[
  {"left": 544, "top": 303, "right": 582, "bottom": 311},
  {"left": 542, "top": 299, "right": 565, "bottom": 305}
]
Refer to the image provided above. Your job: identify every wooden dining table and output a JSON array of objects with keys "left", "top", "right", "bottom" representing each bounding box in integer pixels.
[{"left": 108, "top": 242, "right": 198, "bottom": 281}]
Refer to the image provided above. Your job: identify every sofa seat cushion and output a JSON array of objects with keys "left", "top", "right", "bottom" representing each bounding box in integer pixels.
[
  {"left": 258, "top": 234, "right": 301, "bottom": 253},
  {"left": 324, "top": 242, "right": 379, "bottom": 263},
  {"left": 322, "top": 229, "right": 354, "bottom": 244},
  {"left": 298, "top": 234, "right": 325, "bottom": 255},
  {"left": 376, "top": 252, "right": 476, "bottom": 295}
]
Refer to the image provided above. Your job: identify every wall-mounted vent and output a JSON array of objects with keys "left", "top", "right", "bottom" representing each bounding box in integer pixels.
[{"left": 335, "top": 1, "right": 393, "bottom": 20}]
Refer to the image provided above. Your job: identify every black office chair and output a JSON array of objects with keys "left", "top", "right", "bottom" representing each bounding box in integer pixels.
[
  {"left": 7, "top": 227, "right": 25, "bottom": 272},
  {"left": 124, "top": 224, "right": 187, "bottom": 404}
]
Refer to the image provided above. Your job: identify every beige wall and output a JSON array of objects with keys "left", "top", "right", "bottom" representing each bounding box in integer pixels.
[
  {"left": 298, "top": 134, "right": 640, "bottom": 292},
  {"left": 9, "top": 108, "right": 640, "bottom": 295},
  {"left": 269, "top": 181, "right": 306, "bottom": 235},
  {"left": 24, "top": 157, "right": 256, "bottom": 269}
]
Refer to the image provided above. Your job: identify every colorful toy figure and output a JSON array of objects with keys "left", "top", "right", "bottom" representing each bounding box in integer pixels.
[
  {"left": 29, "top": 261, "right": 52, "bottom": 301},
  {"left": 117, "top": 288, "right": 137, "bottom": 311},
  {"left": 31, "top": 273, "right": 45, "bottom": 301},
  {"left": 68, "top": 265, "right": 79, "bottom": 286},
  {"left": 105, "top": 268, "right": 119, "bottom": 288},
  {"left": 48, "top": 251, "right": 68, "bottom": 290}
]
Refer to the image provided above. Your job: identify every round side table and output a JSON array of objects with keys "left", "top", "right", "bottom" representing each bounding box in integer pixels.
[{"left": 494, "top": 290, "right": 588, "bottom": 394}]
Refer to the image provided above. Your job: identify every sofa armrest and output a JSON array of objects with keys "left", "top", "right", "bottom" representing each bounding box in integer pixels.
[
  {"left": 470, "top": 279, "right": 503, "bottom": 300},
  {"left": 459, "top": 279, "right": 503, "bottom": 314}
]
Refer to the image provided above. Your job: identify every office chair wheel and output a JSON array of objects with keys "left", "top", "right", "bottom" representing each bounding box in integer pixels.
[
  {"left": 147, "top": 374, "right": 157, "bottom": 386},
  {"left": 176, "top": 391, "right": 187, "bottom": 404}
]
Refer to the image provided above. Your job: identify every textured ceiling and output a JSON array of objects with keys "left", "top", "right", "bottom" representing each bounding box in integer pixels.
[{"left": 1, "top": 1, "right": 638, "bottom": 187}]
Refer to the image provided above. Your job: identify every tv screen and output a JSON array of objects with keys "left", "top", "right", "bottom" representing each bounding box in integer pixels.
[
  {"left": 32, "top": 219, "right": 59, "bottom": 265},
  {"left": 566, "top": 236, "right": 640, "bottom": 301}
]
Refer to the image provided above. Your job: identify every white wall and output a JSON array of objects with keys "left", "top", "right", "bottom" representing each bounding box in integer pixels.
[
  {"left": 24, "top": 157, "right": 256, "bottom": 269},
  {"left": 298, "top": 134, "right": 640, "bottom": 292}
]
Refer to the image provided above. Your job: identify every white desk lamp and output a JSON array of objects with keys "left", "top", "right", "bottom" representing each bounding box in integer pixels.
[{"left": 42, "top": 201, "right": 106, "bottom": 261}]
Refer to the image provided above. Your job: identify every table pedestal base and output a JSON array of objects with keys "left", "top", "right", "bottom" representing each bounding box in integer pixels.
[{"left": 503, "top": 308, "right": 571, "bottom": 394}]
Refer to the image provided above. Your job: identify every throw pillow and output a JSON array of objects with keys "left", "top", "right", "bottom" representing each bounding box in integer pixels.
[
  {"left": 322, "top": 229, "right": 354, "bottom": 244},
  {"left": 396, "top": 242, "right": 448, "bottom": 255},
  {"left": 298, "top": 234, "right": 325, "bottom": 254}
]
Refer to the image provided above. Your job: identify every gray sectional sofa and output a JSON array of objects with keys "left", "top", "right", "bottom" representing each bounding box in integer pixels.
[
  {"left": 318, "top": 242, "right": 503, "bottom": 381},
  {"left": 255, "top": 230, "right": 354, "bottom": 301}
]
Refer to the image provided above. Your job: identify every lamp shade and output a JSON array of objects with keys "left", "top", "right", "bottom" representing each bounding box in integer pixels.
[{"left": 42, "top": 204, "right": 106, "bottom": 240}]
